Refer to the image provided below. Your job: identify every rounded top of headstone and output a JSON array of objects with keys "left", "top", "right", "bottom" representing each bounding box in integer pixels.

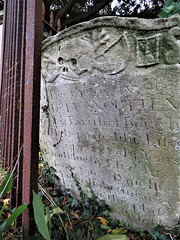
[{"left": 42, "top": 15, "right": 180, "bottom": 51}]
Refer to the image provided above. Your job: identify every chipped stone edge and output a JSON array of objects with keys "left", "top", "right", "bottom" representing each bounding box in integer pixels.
[{"left": 42, "top": 14, "right": 180, "bottom": 52}]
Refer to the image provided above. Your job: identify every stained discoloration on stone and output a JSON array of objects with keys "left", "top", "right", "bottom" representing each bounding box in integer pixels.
[{"left": 40, "top": 15, "right": 180, "bottom": 230}]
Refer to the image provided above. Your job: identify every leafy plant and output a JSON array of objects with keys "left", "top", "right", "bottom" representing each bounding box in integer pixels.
[
  {"left": 99, "top": 234, "right": 128, "bottom": 240},
  {"left": 0, "top": 204, "right": 27, "bottom": 239},
  {"left": 68, "top": 166, "right": 129, "bottom": 240},
  {"left": 0, "top": 172, "right": 13, "bottom": 198},
  {"left": 32, "top": 191, "right": 51, "bottom": 240},
  {"left": 39, "top": 153, "right": 58, "bottom": 187},
  {"left": 32, "top": 187, "right": 67, "bottom": 240},
  {"left": 0, "top": 171, "right": 27, "bottom": 239},
  {"left": 158, "top": 0, "right": 180, "bottom": 17},
  {"left": 38, "top": 159, "right": 153, "bottom": 239},
  {"left": 138, "top": 227, "right": 145, "bottom": 237},
  {"left": 39, "top": 154, "right": 178, "bottom": 240},
  {"left": 151, "top": 224, "right": 180, "bottom": 240}
]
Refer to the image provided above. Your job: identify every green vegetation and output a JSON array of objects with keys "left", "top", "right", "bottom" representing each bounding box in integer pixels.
[
  {"left": 33, "top": 154, "right": 180, "bottom": 240},
  {"left": 158, "top": 0, "right": 180, "bottom": 17},
  {"left": 34, "top": 158, "right": 148, "bottom": 240},
  {"left": 0, "top": 170, "right": 27, "bottom": 239},
  {"left": 151, "top": 225, "right": 180, "bottom": 240},
  {"left": 0, "top": 10, "right": 3, "bottom": 24},
  {"left": 0, "top": 153, "right": 179, "bottom": 239}
]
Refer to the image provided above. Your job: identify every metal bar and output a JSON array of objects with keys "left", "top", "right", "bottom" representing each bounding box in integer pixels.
[
  {"left": 22, "top": 0, "right": 42, "bottom": 238},
  {"left": 42, "top": 1, "right": 45, "bottom": 34},
  {"left": 57, "top": 18, "right": 61, "bottom": 32},
  {"left": 3, "top": 0, "right": 13, "bottom": 169},
  {"left": 0, "top": 0, "right": 42, "bottom": 237},
  {"left": 49, "top": 11, "right": 54, "bottom": 36},
  {"left": 10, "top": 0, "right": 18, "bottom": 207},
  {"left": 15, "top": 0, "right": 26, "bottom": 211},
  {"left": 0, "top": 0, "right": 9, "bottom": 164}
]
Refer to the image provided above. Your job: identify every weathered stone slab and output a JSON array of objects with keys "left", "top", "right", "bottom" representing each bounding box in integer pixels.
[{"left": 40, "top": 15, "right": 180, "bottom": 230}]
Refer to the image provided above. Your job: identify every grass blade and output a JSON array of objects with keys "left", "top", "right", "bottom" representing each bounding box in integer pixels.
[{"left": 33, "top": 191, "right": 51, "bottom": 240}]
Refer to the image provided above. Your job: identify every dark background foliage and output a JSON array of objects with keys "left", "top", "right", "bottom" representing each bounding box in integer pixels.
[
  {"left": 0, "top": 0, "right": 169, "bottom": 27},
  {"left": 43, "top": 0, "right": 167, "bottom": 29},
  {"left": 1, "top": 1, "right": 180, "bottom": 29},
  {"left": 114, "top": 0, "right": 166, "bottom": 18},
  {"left": 0, "top": 0, "right": 3, "bottom": 10}
]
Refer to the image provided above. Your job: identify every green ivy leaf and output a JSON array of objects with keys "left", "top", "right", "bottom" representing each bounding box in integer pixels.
[
  {"left": 101, "top": 225, "right": 111, "bottom": 230},
  {"left": 50, "top": 207, "right": 63, "bottom": 218},
  {"left": 82, "top": 209, "right": 91, "bottom": 220},
  {"left": 112, "top": 228, "right": 127, "bottom": 235},
  {"left": 163, "top": 5, "right": 175, "bottom": 13},
  {"left": 160, "top": 234, "right": 168, "bottom": 240},
  {"left": 98, "top": 234, "right": 129, "bottom": 240}
]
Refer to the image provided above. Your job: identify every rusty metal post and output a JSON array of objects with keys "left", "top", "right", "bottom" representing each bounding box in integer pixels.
[
  {"left": 0, "top": 0, "right": 42, "bottom": 238},
  {"left": 57, "top": 18, "right": 61, "bottom": 32},
  {"left": 22, "top": 0, "right": 42, "bottom": 238},
  {"left": 0, "top": 0, "right": 11, "bottom": 167},
  {"left": 49, "top": 11, "right": 54, "bottom": 36},
  {"left": 42, "top": 1, "right": 45, "bottom": 33}
]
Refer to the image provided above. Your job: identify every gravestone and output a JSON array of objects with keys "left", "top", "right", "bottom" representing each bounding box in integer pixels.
[{"left": 40, "top": 15, "right": 180, "bottom": 230}]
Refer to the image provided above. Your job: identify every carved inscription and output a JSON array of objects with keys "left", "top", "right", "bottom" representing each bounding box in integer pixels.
[{"left": 40, "top": 16, "right": 180, "bottom": 230}]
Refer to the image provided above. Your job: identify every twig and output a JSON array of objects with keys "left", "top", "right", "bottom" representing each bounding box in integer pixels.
[
  {"left": 42, "top": 19, "right": 58, "bottom": 33},
  {"left": 53, "top": 130, "right": 63, "bottom": 147},
  {"left": 78, "top": 229, "right": 85, "bottom": 240},
  {"left": 165, "top": 224, "right": 180, "bottom": 231},
  {"left": 165, "top": 232, "right": 174, "bottom": 240}
]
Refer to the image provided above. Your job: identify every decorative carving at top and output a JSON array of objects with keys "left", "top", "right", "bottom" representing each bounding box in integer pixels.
[
  {"left": 41, "top": 30, "right": 131, "bottom": 82},
  {"left": 136, "top": 35, "right": 160, "bottom": 67},
  {"left": 165, "top": 27, "right": 180, "bottom": 64}
]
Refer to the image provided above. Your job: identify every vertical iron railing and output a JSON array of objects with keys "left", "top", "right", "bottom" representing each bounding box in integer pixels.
[
  {"left": 42, "top": 1, "right": 61, "bottom": 37},
  {"left": 0, "top": 0, "right": 42, "bottom": 238}
]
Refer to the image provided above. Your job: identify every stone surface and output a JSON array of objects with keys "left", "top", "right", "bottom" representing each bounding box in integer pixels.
[
  {"left": 40, "top": 15, "right": 180, "bottom": 230},
  {"left": 0, "top": 24, "right": 2, "bottom": 59}
]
